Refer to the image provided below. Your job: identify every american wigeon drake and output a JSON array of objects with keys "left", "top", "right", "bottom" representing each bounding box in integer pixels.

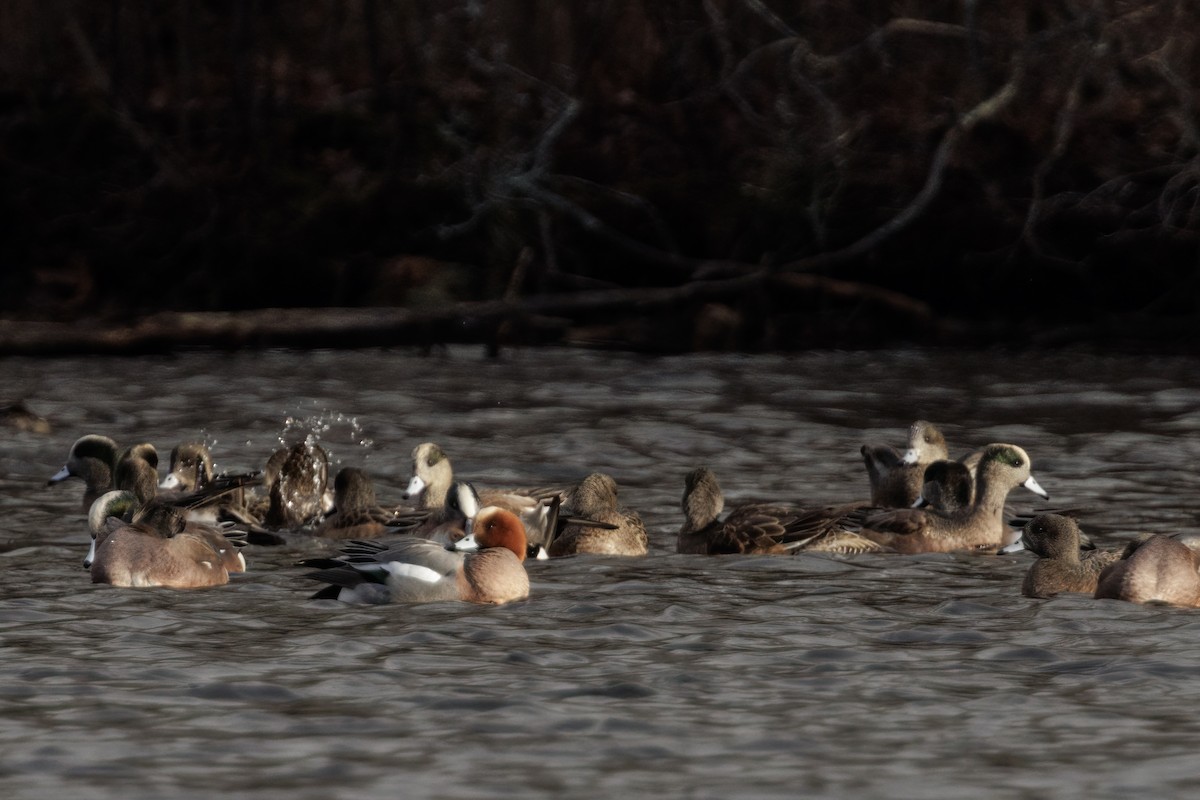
[
  {"left": 678, "top": 467, "right": 884, "bottom": 555},
  {"left": 48, "top": 434, "right": 121, "bottom": 510},
  {"left": 403, "top": 441, "right": 593, "bottom": 550},
  {"left": 159, "top": 441, "right": 214, "bottom": 492},
  {"left": 1000, "top": 513, "right": 1121, "bottom": 598},
  {"left": 861, "top": 420, "right": 950, "bottom": 508},
  {"left": 1094, "top": 534, "right": 1200, "bottom": 607},
  {"left": 314, "top": 467, "right": 426, "bottom": 540},
  {"left": 85, "top": 490, "right": 247, "bottom": 588},
  {"left": 262, "top": 442, "right": 331, "bottom": 529},
  {"left": 913, "top": 460, "right": 974, "bottom": 513},
  {"left": 307, "top": 506, "right": 531, "bottom": 604},
  {"left": 548, "top": 473, "right": 648, "bottom": 557},
  {"left": 859, "top": 443, "right": 1048, "bottom": 554}
]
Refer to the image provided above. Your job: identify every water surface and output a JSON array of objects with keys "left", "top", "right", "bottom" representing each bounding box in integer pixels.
[{"left": 3, "top": 347, "right": 1200, "bottom": 799}]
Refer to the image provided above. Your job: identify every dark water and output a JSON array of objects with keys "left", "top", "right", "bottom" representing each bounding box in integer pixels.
[{"left": 3, "top": 347, "right": 1200, "bottom": 799}]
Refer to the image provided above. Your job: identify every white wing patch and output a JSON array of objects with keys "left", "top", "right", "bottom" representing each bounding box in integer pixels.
[{"left": 382, "top": 562, "right": 443, "bottom": 584}]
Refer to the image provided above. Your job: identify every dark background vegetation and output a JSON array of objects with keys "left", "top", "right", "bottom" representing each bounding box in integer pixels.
[{"left": 2, "top": 0, "right": 1198, "bottom": 351}]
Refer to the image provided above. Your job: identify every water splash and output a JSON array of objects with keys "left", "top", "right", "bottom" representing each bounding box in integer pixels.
[{"left": 276, "top": 407, "right": 375, "bottom": 465}]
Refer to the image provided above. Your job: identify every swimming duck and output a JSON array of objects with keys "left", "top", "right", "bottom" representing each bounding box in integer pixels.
[
  {"left": 861, "top": 420, "right": 950, "bottom": 508},
  {"left": 85, "top": 490, "right": 246, "bottom": 588},
  {"left": 913, "top": 460, "right": 974, "bottom": 513},
  {"left": 1094, "top": 534, "right": 1200, "bottom": 607},
  {"left": 403, "top": 441, "right": 606, "bottom": 550},
  {"left": 548, "top": 473, "right": 648, "bottom": 557},
  {"left": 678, "top": 467, "right": 884, "bottom": 555},
  {"left": 859, "top": 443, "right": 1048, "bottom": 554},
  {"left": 159, "top": 441, "right": 214, "bottom": 492},
  {"left": 307, "top": 506, "right": 531, "bottom": 604},
  {"left": 1, "top": 401, "right": 51, "bottom": 434},
  {"left": 314, "top": 467, "right": 427, "bottom": 540},
  {"left": 1000, "top": 513, "right": 1121, "bottom": 598},
  {"left": 262, "top": 442, "right": 331, "bottom": 529},
  {"left": 48, "top": 434, "right": 121, "bottom": 510},
  {"left": 114, "top": 444, "right": 160, "bottom": 505}
]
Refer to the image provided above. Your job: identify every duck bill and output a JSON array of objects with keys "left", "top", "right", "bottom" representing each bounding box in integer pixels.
[
  {"left": 998, "top": 538, "right": 1027, "bottom": 555},
  {"left": 1022, "top": 475, "right": 1049, "bottom": 499},
  {"left": 453, "top": 533, "right": 480, "bottom": 553},
  {"left": 48, "top": 465, "right": 71, "bottom": 485},
  {"left": 83, "top": 537, "right": 96, "bottom": 569},
  {"left": 403, "top": 475, "right": 426, "bottom": 501},
  {"left": 901, "top": 448, "right": 920, "bottom": 465},
  {"left": 911, "top": 495, "right": 929, "bottom": 509},
  {"left": 159, "top": 472, "right": 182, "bottom": 490},
  {"left": 452, "top": 519, "right": 480, "bottom": 553}
]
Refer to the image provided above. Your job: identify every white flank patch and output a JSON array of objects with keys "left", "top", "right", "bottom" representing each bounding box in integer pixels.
[{"left": 382, "top": 562, "right": 443, "bottom": 584}]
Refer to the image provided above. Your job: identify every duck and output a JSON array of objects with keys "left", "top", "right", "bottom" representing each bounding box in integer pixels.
[
  {"left": 858, "top": 443, "right": 1048, "bottom": 554},
  {"left": 307, "top": 506, "right": 531, "bottom": 604},
  {"left": 999, "top": 513, "right": 1121, "bottom": 598},
  {"left": 861, "top": 420, "right": 950, "bottom": 508},
  {"left": 47, "top": 434, "right": 121, "bottom": 510},
  {"left": 85, "top": 490, "right": 247, "bottom": 588},
  {"left": 406, "top": 479, "right": 485, "bottom": 545},
  {"left": 113, "top": 442, "right": 261, "bottom": 525},
  {"left": 314, "top": 467, "right": 427, "bottom": 540},
  {"left": 402, "top": 441, "right": 607, "bottom": 550},
  {"left": 912, "top": 459, "right": 974, "bottom": 513},
  {"left": 114, "top": 444, "right": 160, "bottom": 505},
  {"left": 261, "top": 441, "right": 331, "bottom": 529},
  {"left": 1094, "top": 534, "right": 1200, "bottom": 607},
  {"left": 1, "top": 400, "right": 51, "bottom": 434},
  {"left": 548, "top": 472, "right": 648, "bottom": 557},
  {"left": 678, "top": 467, "right": 884, "bottom": 555},
  {"left": 159, "top": 441, "right": 214, "bottom": 492}
]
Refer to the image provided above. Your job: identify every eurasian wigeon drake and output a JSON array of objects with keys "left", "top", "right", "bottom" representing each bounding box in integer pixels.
[
  {"left": 307, "top": 505, "right": 531, "bottom": 604},
  {"left": 47, "top": 434, "right": 121, "bottom": 510},
  {"left": 999, "top": 513, "right": 1121, "bottom": 598},
  {"left": 1094, "top": 534, "right": 1200, "bottom": 607},
  {"left": 85, "top": 490, "right": 247, "bottom": 588},
  {"left": 403, "top": 442, "right": 600, "bottom": 550},
  {"left": 859, "top": 443, "right": 1048, "bottom": 554},
  {"left": 861, "top": 420, "right": 950, "bottom": 508},
  {"left": 262, "top": 442, "right": 331, "bottom": 529},
  {"left": 159, "top": 441, "right": 214, "bottom": 492},
  {"left": 678, "top": 467, "right": 884, "bottom": 555},
  {"left": 548, "top": 473, "right": 648, "bottom": 557}
]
